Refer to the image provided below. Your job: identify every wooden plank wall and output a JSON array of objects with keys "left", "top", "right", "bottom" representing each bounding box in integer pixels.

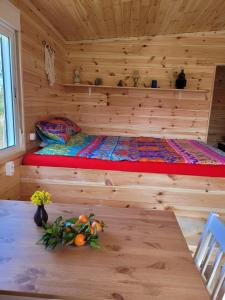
[
  {"left": 0, "top": 157, "right": 21, "bottom": 200},
  {"left": 63, "top": 86, "right": 209, "bottom": 140},
  {"left": 63, "top": 31, "right": 225, "bottom": 141},
  {"left": 12, "top": 0, "right": 66, "bottom": 151},
  {"left": 0, "top": 0, "right": 66, "bottom": 200},
  {"left": 208, "top": 65, "right": 225, "bottom": 145},
  {"left": 64, "top": 33, "right": 220, "bottom": 90},
  {"left": 20, "top": 165, "right": 225, "bottom": 218}
]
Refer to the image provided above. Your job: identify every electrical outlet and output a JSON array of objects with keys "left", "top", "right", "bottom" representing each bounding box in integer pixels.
[
  {"left": 29, "top": 132, "right": 36, "bottom": 141},
  {"left": 5, "top": 161, "right": 15, "bottom": 176}
]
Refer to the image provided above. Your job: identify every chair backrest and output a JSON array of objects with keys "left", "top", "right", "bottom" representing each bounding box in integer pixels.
[
  {"left": 211, "top": 263, "right": 225, "bottom": 300},
  {"left": 194, "top": 212, "right": 225, "bottom": 300}
]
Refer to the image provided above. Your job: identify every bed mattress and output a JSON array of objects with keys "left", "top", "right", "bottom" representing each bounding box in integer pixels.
[
  {"left": 23, "top": 151, "right": 225, "bottom": 177},
  {"left": 22, "top": 133, "right": 225, "bottom": 177}
]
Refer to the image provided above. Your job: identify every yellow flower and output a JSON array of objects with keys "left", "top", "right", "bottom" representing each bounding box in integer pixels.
[{"left": 31, "top": 190, "right": 52, "bottom": 206}]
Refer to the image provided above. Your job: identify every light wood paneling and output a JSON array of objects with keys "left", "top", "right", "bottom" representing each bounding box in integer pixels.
[
  {"left": 11, "top": 0, "right": 66, "bottom": 151},
  {"left": 0, "top": 0, "right": 64, "bottom": 199},
  {"left": 63, "top": 86, "right": 209, "bottom": 140},
  {"left": 20, "top": 165, "right": 225, "bottom": 218},
  {"left": 63, "top": 31, "right": 225, "bottom": 140},
  {"left": 64, "top": 32, "right": 225, "bottom": 90},
  {"left": 6, "top": 2, "right": 225, "bottom": 146},
  {"left": 208, "top": 65, "right": 225, "bottom": 145},
  {"left": 0, "top": 158, "right": 21, "bottom": 200},
  {"left": 0, "top": 1, "right": 66, "bottom": 200},
  {"left": 31, "top": 0, "right": 225, "bottom": 41},
  {"left": 8, "top": 2, "right": 225, "bottom": 145}
]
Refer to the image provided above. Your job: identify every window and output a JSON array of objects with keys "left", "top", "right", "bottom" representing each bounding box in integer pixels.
[{"left": 0, "top": 21, "right": 23, "bottom": 157}]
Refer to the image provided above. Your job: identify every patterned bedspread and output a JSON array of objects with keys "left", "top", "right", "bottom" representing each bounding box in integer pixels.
[{"left": 35, "top": 132, "right": 225, "bottom": 165}]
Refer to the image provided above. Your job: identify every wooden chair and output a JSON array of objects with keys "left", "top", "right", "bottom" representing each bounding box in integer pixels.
[{"left": 194, "top": 212, "right": 225, "bottom": 300}]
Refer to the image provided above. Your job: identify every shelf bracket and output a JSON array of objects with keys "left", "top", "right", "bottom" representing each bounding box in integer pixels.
[{"left": 88, "top": 87, "right": 92, "bottom": 96}]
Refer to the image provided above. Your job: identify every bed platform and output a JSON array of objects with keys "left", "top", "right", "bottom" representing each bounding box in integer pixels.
[
  {"left": 21, "top": 133, "right": 225, "bottom": 219},
  {"left": 20, "top": 164, "right": 225, "bottom": 219}
]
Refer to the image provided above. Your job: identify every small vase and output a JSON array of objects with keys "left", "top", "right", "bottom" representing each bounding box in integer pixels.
[
  {"left": 34, "top": 205, "right": 48, "bottom": 227},
  {"left": 151, "top": 80, "right": 158, "bottom": 88},
  {"left": 176, "top": 69, "right": 187, "bottom": 89}
]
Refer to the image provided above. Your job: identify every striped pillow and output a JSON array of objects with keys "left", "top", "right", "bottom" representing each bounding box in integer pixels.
[{"left": 35, "top": 117, "right": 81, "bottom": 144}]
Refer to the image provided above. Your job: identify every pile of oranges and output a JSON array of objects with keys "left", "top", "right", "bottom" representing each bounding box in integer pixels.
[
  {"left": 64, "top": 214, "right": 105, "bottom": 248},
  {"left": 39, "top": 213, "right": 105, "bottom": 250}
]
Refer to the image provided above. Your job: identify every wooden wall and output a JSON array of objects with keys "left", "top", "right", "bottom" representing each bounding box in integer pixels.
[
  {"left": 63, "top": 86, "right": 209, "bottom": 140},
  {"left": 21, "top": 165, "right": 225, "bottom": 218},
  {"left": 64, "top": 32, "right": 223, "bottom": 89},
  {"left": 12, "top": 0, "right": 66, "bottom": 151},
  {"left": 63, "top": 31, "right": 225, "bottom": 140},
  {"left": 0, "top": 157, "right": 21, "bottom": 200},
  {"left": 208, "top": 65, "right": 225, "bottom": 145},
  {"left": 0, "top": 0, "right": 66, "bottom": 200}
]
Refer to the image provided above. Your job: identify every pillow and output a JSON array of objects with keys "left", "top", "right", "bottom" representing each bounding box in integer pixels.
[
  {"left": 36, "top": 127, "right": 57, "bottom": 145},
  {"left": 35, "top": 117, "right": 81, "bottom": 144},
  {"left": 53, "top": 117, "right": 80, "bottom": 134}
]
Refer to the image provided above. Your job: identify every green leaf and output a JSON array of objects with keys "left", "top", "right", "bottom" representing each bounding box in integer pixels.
[
  {"left": 89, "top": 240, "right": 100, "bottom": 249},
  {"left": 85, "top": 226, "right": 91, "bottom": 234},
  {"left": 67, "top": 217, "right": 78, "bottom": 224},
  {"left": 66, "top": 232, "right": 75, "bottom": 240}
]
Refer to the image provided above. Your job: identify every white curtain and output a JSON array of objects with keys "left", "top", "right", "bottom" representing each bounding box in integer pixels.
[{"left": 45, "top": 45, "right": 55, "bottom": 86}]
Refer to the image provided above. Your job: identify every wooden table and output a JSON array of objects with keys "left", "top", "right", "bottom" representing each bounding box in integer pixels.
[{"left": 0, "top": 200, "right": 210, "bottom": 300}]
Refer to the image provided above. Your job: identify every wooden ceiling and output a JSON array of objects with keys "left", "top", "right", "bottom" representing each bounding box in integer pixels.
[{"left": 31, "top": 0, "right": 225, "bottom": 41}]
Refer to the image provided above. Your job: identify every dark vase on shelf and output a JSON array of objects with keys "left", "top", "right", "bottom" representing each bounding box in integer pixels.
[
  {"left": 95, "top": 78, "right": 102, "bottom": 85},
  {"left": 175, "top": 69, "right": 187, "bottom": 89},
  {"left": 34, "top": 205, "right": 48, "bottom": 227},
  {"left": 151, "top": 80, "right": 158, "bottom": 88}
]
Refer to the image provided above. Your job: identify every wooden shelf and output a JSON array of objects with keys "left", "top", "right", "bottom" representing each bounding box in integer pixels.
[{"left": 62, "top": 83, "right": 208, "bottom": 93}]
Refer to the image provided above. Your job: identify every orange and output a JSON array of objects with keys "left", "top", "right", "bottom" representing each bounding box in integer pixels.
[
  {"left": 78, "top": 215, "right": 88, "bottom": 223},
  {"left": 92, "top": 221, "right": 102, "bottom": 232},
  {"left": 74, "top": 233, "right": 86, "bottom": 247}
]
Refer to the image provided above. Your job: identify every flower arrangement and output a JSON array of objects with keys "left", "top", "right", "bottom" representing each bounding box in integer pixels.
[
  {"left": 31, "top": 190, "right": 52, "bottom": 206},
  {"left": 31, "top": 190, "right": 52, "bottom": 227},
  {"left": 39, "top": 213, "right": 105, "bottom": 250}
]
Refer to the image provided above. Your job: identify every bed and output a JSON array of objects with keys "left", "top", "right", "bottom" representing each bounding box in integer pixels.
[
  {"left": 21, "top": 132, "right": 225, "bottom": 219},
  {"left": 22, "top": 153, "right": 225, "bottom": 177}
]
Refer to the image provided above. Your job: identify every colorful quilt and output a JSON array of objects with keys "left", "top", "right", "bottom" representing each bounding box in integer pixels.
[{"left": 35, "top": 132, "right": 225, "bottom": 165}]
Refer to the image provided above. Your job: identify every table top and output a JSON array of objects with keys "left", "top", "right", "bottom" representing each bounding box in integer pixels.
[{"left": 0, "top": 200, "right": 209, "bottom": 300}]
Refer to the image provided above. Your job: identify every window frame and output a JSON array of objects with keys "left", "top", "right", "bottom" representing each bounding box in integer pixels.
[{"left": 0, "top": 20, "right": 24, "bottom": 160}]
